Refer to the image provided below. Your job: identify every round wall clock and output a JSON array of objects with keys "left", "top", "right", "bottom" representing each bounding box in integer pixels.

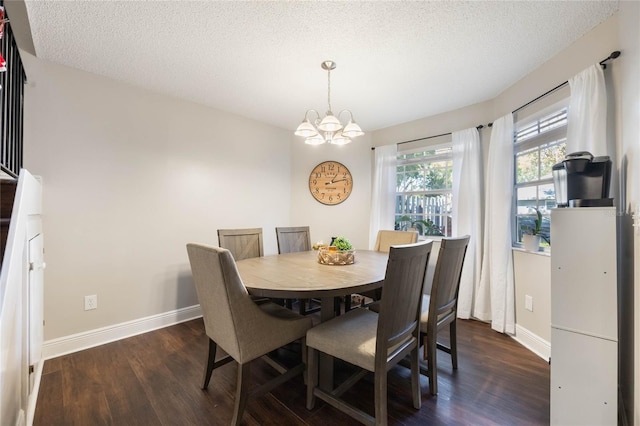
[{"left": 308, "top": 161, "right": 353, "bottom": 205}]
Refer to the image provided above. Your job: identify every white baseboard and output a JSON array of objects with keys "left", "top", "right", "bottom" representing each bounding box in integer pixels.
[
  {"left": 513, "top": 324, "right": 551, "bottom": 362},
  {"left": 42, "top": 305, "right": 202, "bottom": 360}
]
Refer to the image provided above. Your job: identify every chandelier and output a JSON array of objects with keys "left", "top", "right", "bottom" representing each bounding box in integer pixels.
[{"left": 294, "top": 60, "right": 364, "bottom": 145}]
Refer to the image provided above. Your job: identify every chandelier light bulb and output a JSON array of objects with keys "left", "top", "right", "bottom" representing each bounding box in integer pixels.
[
  {"left": 318, "top": 113, "right": 342, "bottom": 132},
  {"left": 305, "top": 133, "right": 326, "bottom": 145},
  {"left": 295, "top": 118, "right": 318, "bottom": 137}
]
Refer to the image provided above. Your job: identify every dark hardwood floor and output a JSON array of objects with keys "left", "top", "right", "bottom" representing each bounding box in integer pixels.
[{"left": 34, "top": 315, "right": 550, "bottom": 425}]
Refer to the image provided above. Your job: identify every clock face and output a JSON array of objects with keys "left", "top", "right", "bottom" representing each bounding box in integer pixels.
[{"left": 308, "top": 161, "right": 353, "bottom": 205}]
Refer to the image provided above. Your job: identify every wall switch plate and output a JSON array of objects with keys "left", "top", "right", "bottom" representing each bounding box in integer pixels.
[
  {"left": 525, "top": 294, "right": 533, "bottom": 312},
  {"left": 84, "top": 294, "right": 97, "bottom": 311}
]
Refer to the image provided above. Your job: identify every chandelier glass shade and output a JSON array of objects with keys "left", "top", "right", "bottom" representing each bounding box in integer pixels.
[{"left": 295, "top": 60, "right": 364, "bottom": 145}]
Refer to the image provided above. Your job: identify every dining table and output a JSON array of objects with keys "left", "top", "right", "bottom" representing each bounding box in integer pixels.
[{"left": 236, "top": 249, "right": 389, "bottom": 389}]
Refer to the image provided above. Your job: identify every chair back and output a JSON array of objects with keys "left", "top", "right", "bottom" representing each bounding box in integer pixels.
[
  {"left": 217, "top": 228, "right": 264, "bottom": 260},
  {"left": 276, "top": 226, "right": 311, "bottom": 254},
  {"left": 186, "top": 243, "right": 265, "bottom": 362},
  {"left": 374, "top": 230, "right": 419, "bottom": 253},
  {"left": 376, "top": 241, "right": 432, "bottom": 361},
  {"left": 429, "top": 236, "right": 470, "bottom": 327}
]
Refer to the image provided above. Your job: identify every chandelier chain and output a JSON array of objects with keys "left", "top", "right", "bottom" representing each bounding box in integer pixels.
[{"left": 327, "top": 68, "right": 332, "bottom": 113}]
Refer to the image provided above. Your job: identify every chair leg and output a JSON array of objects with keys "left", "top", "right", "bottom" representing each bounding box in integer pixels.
[
  {"left": 410, "top": 344, "right": 421, "bottom": 409},
  {"left": 232, "top": 362, "right": 250, "bottom": 426},
  {"left": 306, "top": 347, "right": 318, "bottom": 410},
  {"left": 425, "top": 335, "right": 438, "bottom": 396},
  {"left": 203, "top": 338, "right": 217, "bottom": 389},
  {"left": 450, "top": 320, "right": 458, "bottom": 369},
  {"left": 374, "top": 368, "right": 388, "bottom": 426}
]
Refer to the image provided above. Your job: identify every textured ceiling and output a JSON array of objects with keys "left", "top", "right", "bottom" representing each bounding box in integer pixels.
[{"left": 23, "top": 1, "right": 618, "bottom": 132}]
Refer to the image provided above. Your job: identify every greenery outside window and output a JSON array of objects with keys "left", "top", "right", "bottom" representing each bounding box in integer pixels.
[
  {"left": 396, "top": 143, "right": 452, "bottom": 237},
  {"left": 514, "top": 105, "right": 568, "bottom": 248}
]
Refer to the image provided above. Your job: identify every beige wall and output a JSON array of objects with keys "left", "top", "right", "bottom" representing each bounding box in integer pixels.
[
  {"left": 289, "top": 135, "right": 372, "bottom": 250},
  {"left": 513, "top": 251, "right": 551, "bottom": 342},
  {"left": 22, "top": 54, "right": 293, "bottom": 340}
]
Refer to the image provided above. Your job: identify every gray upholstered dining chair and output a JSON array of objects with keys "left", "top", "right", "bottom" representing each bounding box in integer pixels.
[
  {"left": 275, "top": 226, "right": 320, "bottom": 315},
  {"left": 420, "top": 235, "right": 469, "bottom": 395},
  {"left": 306, "top": 240, "right": 433, "bottom": 426},
  {"left": 186, "top": 243, "right": 313, "bottom": 425},
  {"left": 217, "top": 228, "right": 264, "bottom": 260}
]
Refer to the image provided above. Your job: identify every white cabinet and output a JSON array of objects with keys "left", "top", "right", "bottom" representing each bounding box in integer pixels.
[{"left": 550, "top": 207, "right": 617, "bottom": 425}]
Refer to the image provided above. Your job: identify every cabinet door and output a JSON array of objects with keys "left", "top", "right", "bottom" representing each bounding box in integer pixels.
[
  {"left": 550, "top": 328, "right": 617, "bottom": 425},
  {"left": 550, "top": 208, "right": 617, "bottom": 340}
]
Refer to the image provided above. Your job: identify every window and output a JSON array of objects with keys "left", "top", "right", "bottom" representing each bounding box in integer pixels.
[
  {"left": 514, "top": 105, "right": 568, "bottom": 248},
  {"left": 395, "top": 143, "right": 452, "bottom": 237}
]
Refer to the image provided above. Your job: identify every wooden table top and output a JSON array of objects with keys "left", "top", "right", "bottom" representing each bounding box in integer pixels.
[{"left": 236, "top": 250, "right": 389, "bottom": 299}]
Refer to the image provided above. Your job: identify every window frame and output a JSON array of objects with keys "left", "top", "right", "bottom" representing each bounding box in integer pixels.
[
  {"left": 395, "top": 140, "right": 453, "bottom": 238},
  {"left": 513, "top": 99, "right": 569, "bottom": 251}
]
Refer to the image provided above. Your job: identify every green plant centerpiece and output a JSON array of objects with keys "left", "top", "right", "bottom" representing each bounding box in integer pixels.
[
  {"left": 331, "top": 236, "right": 353, "bottom": 251},
  {"left": 318, "top": 236, "right": 355, "bottom": 265}
]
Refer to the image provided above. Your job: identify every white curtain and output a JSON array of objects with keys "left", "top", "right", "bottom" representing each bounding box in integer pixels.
[
  {"left": 476, "top": 113, "right": 515, "bottom": 334},
  {"left": 451, "top": 127, "right": 483, "bottom": 319},
  {"left": 369, "top": 144, "right": 397, "bottom": 249},
  {"left": 566, "top": 64, "right": 607, "bottom": 156}
]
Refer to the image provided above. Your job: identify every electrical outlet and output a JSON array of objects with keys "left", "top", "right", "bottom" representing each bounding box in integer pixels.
[
  {"left": 525, "top": 295, "right": 533, "bottom": 312},
  {"left": 84, "top": 294, "right": 98, "bottom": 311}
]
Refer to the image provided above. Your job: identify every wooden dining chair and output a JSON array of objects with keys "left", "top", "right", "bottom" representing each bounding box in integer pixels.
[
  {"left": 420, "top": 235, "right": 470, "bottom": 395},
  {"left": 275, "top": 226, "right": 311, "bottom": 253},
  {"left": 217, "top": 228, "right": 264, "bottom": 261},
  {"left": 218, "top": 227, "right": 271, "bottom": 304},
  {"left": 275, "top": 226, "right": 320, "bottom": 315},
  {"left": 306, "top": 240, "right": 433, "bottom": 426},
  {"left": 186, "top": 243, "right": 313, "bottom": 426}
]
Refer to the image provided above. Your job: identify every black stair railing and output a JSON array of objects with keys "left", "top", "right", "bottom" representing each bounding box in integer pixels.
[{"left": 0, "top": 0, "right": 26, "bottom": 179}]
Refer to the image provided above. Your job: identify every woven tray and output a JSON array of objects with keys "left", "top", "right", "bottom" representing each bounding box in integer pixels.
[{"left": 317, "top": 248, "right": 355, "bottom": 265}]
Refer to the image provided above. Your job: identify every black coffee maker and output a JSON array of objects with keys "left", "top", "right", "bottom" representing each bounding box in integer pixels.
[{"left": 551, "top": 151, "right": 613, "bottom": 207}]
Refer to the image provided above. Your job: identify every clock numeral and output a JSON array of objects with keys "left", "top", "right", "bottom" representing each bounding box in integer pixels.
[
  {"left": 312, "top": 179, "right": 317, "bottom": 185},
  {"left": 315, "top": 172, "right": 321, "bottom": 178},
  {"left": 328, "top": 163, "right": 335, "bottom": 171},
  {"left": 329, "top": 195, "right": 333, "bottom": 202},
  {"left": 315, "top": 187, "right": 319, "bottom": 194},
  {"left": 337, "top": 194, "right": 341, "bottom": 200}
]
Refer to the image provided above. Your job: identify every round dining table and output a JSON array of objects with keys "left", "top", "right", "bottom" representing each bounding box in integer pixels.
[
  {"left": 236, "top": 249, "right": 389, "bottom": 321},
  {"left": 236, "top": 249, "right": 389, "bottom": 390}
]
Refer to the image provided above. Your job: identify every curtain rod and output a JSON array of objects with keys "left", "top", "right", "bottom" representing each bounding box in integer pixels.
[
  {"left": 505, "top": 50, "right": 621, "bottom": 119},
  {"left": 371, "top": 124, "right": 485, "bottom": 150}
]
